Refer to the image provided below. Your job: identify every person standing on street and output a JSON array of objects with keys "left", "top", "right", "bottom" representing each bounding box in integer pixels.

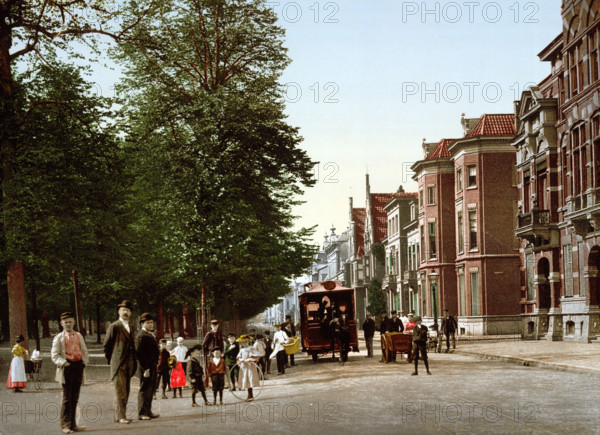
[
  {"left": 136, "top": 313, "right": 160, "bottom": 421},
  {"left": 186, "top": 345, "right": 209, "bottom": 407},
  {"left": 283, "top": 315, "right": 296, "bottom": 367},
  {"left": 172, "top": 337, "right": 188, "bottom": 377},
  {"left": 103, "top": 300, "right": 138, "bottom": 424},
  {"left": 206, "top": 348, "right": 227, "bottom": 405},
  {"left": 411, "top": 316, "right": 431, "bottom": 376},
  {"left": 263, "top": 331, "right": 273, "bottom": 375},
  {"left": 270, "top": 323, "right": 289, "bottom": 375},
  {"left": 440, "top": 309, "right": 458, "bottom": 352},
  {"left": 203, "top": 319, "right": 224, "bottom": 387},
  {"left": 378, "top": 310, "right": 390, "bottom": 362},
  {"left": 6, "top": 334, "right": 28, "bottom": 392},
  {"left": 362, "top": 313, "right": 375, "bottom": 358},
  {"left": 156, "top": 339, "right": 170, "bottom": 399},
  {"left": 225, "top": 333, "right": 240, "bottom": 391},
  {"left": 388, "top": 311, "right": 404, "bottom": 363},
  {"left": 51, "top": 312, "right": 89, "bottom": 434}
]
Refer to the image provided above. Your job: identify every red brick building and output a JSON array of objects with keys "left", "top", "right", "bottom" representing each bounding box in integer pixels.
[
  {"left": 514, "top": 0, "right": 600, "bottom": 342},
  {"left": 412, "top": 115, "right": 522, "bottom": 335}
]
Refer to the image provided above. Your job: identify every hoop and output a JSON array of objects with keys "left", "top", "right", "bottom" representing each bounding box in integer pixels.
[{"left": 226, "top": 360, "right": 265, "bottom": 401}]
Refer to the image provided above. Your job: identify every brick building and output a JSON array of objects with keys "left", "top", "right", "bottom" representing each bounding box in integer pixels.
[{"left": 514, "top": 0, "right": 600, "bottom": 342}]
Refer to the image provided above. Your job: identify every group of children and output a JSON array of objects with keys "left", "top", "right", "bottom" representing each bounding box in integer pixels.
[{"left": 155, "top": 332, "right": 266, "bottom": 407}]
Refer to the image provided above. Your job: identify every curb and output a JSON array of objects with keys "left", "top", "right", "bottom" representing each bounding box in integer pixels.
[{"left": 455, "top": 350, "right": 600, "bottom": 376}]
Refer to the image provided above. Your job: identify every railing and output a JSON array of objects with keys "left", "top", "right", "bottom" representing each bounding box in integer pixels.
[
  {"left": 404, "top": 270, "right": 418, "bottom": 281},
  {"left": 517, "top": 209, "right": 550, "bottom": 228}
]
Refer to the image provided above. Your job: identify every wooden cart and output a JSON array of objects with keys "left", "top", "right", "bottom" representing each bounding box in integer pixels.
[{"left": 381, "top": 332, "right": 412, "bottom": 363}]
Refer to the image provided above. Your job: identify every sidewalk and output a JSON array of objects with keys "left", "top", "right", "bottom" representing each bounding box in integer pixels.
[{"left": 451, "top": 339, "right": 600, "bottom": 374}]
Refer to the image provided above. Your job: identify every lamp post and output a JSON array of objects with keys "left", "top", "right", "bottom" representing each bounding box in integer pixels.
[{"left": 429, "top": 272, "right": 439, "bottom": 332}]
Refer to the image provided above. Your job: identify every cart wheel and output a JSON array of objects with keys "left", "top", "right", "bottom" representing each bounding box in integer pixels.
[{"left": 312, "top": 354, "right": 318, "bottom": 363}]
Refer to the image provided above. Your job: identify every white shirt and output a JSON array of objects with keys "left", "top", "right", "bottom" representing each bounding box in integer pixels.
[
  {"left": 173, "top": 344, "right": 188, "bottom": 362},
  {"left": 120, "top": 319, "right": 130, "bottom": 333}
]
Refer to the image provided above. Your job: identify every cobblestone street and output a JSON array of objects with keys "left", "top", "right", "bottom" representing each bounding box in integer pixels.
[{"left": 1, "top": 348, "right": 599, "bottom": 435}]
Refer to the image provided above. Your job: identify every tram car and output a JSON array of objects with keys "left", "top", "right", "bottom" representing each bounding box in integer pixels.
[{"left": 299, "top": 281, "right": 359, "bottom": 362}]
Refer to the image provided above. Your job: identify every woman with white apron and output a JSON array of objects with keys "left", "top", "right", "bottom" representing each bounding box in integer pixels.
[{"left": 6, "top": 335, "right": 28, "bottom": 392}]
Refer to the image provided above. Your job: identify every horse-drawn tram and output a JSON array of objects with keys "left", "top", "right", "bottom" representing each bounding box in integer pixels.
[{"left": 299, "top": 281, "right": 359, "bottom": 362}]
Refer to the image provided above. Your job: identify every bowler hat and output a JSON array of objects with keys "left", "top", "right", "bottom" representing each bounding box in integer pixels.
[
  {"left": 211, "top": 319, "right": 219, "bottom": 325},
  {"left": 60, "top": 312, "right": 75, "bottom": 320},
  {"left": 118, "top": 300, "right": 132, "bottom": 310},
  {"left": 391, "top": 310, "right": 397, "bottom": 315},
  {"left": 139, "top": 312, "right": 153, "bottom": 323}
]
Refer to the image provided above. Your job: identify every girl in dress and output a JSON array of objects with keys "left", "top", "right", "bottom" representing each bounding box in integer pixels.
[
  {"left": 236, "top": 335, "right": 262, "bottom": 401},
  {"left": 169, "top": 356, "right": 186, "bottom": 398},
  {"left": 6, "top": 335, "right": 28, "bottom": 392}
]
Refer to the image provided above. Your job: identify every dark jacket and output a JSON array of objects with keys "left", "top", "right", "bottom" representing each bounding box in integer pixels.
[
  {"left": 203, "top": 330, "right": 224, "bottom": 353},
  {"left": 362, "top": 318, "right": 376, "bottom": 338},
  {"left": 379, "top": 316, "right": 391, "bottom": 334},
  {"left": 186, "top": 356, "right": 204, "bottom": 381},
  {"left": 158, "top": 348, "right": 170, "bottom": 372},
  {"left": 441, "top": 315, "right": 458, "bottom": 334},
  {"left": 412, "top": 324, "right": 429, "bottom": 344},
  {"left": 103, "top": 319, "right": 138, "bottom": 380},
  {"left": 224, "top": 342, "right": 239, "bottom": 366},
  {"left": 264, "top": 337, "right": 273, "bottom": 354},
  {"left": 135, "top": 329, "right": 159, "bottom": 374},
  {"left": 284, "top": 321, "right": 296, "bottom": 337},
  {"left": 389, "top": 318, "right": 404, "bottom": 333}
]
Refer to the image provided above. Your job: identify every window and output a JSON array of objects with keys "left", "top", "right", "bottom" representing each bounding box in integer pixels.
[
  {"left": 410, "top": 203, "right": 416, "bottom": 221},
  {"left": 578, "top": 241, "right": 585, "bottom": 297},
  {"left": 563, "top": 244, "right": 573, "bottom": 297},
  {"left": 420, "top": 225, "right": 425, "bottom": 261},
  {"left": 457, "top": 211, "right": 464, "bottom": 254},
  {"left": 456, "top": 168, "right": 463, "bottom": 191},
  {"left": 470, "top": 271, "right": 480, "bottom": 316},
  {"left": 459, "top": 273, "right": 466, "bottom": 316},
  {"left": 467, "top": 165, "right": 477, "bottom": 188},
  {"left": 427, "top": 186, "right": 435, "bottom": 205},
  {"left": 419, "top": 189, "right": 424, "bottom": 208},
  {"left": 428, "top": 222, "right": 436, "bottom": 260},
  {"left": 468, "top": 209, "right": 478, "bottom": 250},
  {"left": 523, "top": 170, "right": 531, "bottom": 213}
]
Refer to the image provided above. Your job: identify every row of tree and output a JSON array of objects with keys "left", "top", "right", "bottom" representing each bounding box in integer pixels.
[{"left": 0, "top": 0, "right": 316, "bottom": 344}]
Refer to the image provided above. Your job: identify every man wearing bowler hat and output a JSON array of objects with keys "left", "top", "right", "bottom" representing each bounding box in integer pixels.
[
  {"left": 203, "top": 319, "right": 224, "bottom": 387},
  {"left": 51, "top": 312, "right": 90, "bottom": 434},
  {"left": 104, "top": 300, "right": 137, "bottom": 424},
  {"left": 136, "top": 313, "right": 160, "bottom": 420}
]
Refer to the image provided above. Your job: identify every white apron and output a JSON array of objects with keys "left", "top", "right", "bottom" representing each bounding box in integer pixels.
[
  {"left": 237, "top": 347, "right": 261, "bottom": 389},
  {"left": 10, "top": 356, "right": 27, "bottom": 383}
]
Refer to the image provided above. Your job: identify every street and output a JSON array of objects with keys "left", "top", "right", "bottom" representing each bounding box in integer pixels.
[{"left": 1, "top": 351, "right": 598, "bottom": 435}]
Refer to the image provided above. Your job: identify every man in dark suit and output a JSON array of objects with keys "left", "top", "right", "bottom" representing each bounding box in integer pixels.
[
  {"left": 362, "top": 312, "right": 375, "bottom": 358},
  {"left": 104, "top": 300, "right": 138, "bottom": 424},
  {"left": 388, "top": 311, "right": 405, "bottom": 363},
  {"left": 203, "top": 319, "right": 223, "bottom": 386},
  {"left": 263, "top": 331, "right": 273, "bottom": 374},
  {"left": 136, "top": 313, "right": 160, "bottom": 420},
  {"left": 378, "top": 310, "right": 390, "bottom": 362}
]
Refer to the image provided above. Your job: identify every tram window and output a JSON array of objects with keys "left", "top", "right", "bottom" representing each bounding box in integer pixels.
[{"left": 307, "top": 302, "right": 319, "bottom": 321}]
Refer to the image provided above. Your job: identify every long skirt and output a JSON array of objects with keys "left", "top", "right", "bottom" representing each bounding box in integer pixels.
[
  {"left": 170, "top": 362, "right": 186, "bottom": 388},
  {"left": 237, "top": 362, "right": 260, "bottom": 389},
  {"left": 6, "top": 356, "right": 27, "bottom": 389}
]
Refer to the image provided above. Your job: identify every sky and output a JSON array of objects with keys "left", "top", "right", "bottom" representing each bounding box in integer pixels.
[
  {"left": 270, "top": 0, "right": 563, "bottom": 244},
  {"left": 78, "top": 1, "right": 564, "bottom": 245}
]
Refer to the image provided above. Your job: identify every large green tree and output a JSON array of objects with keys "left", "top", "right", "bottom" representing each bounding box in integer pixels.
[{"left": 116, "top": 0, "right": 315, "bottom": 319}]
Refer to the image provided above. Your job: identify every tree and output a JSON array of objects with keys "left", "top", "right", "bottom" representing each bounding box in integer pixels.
[
  {"left": 115, "top": 0, "right": 315, "bottom": 318},
  {"left": 367, "top": 279, "right": 386, "bottom": 318},
  {"left": 0, "top": 0, "right": 148, "bottom": 344}
]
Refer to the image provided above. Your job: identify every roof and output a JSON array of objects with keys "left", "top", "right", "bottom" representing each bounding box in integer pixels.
[
  {"left": 352, "top": 208, "right": 366, "bottom": 259},
  {"left": 426, "top": 138, "right": 457, "bottom": 160},
  {"left": 301, "top": 281, "right": 353, "bottom": 294},
  {"left": 371, "top": 193, "right": 416, "bottom": 244},
  {"left": 467, "top": 114, "right": 516, "bottom": 137}
]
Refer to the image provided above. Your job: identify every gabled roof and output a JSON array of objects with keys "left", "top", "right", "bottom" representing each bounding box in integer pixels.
[
  {"left": 467, "top": 114, "right": 516, "bottom": 137},
  {"left": 426, "top": 138, "right": 458, "bottom": 160},
  {"left": 371, "top": 193, "right": 417, "bottom": 244},
  {"left": 352, "top": 208, "right": 366, "bottom": 259}
]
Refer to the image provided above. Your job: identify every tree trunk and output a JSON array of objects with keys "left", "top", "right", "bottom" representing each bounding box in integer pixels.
[
  {"left": 41, "top": 309, "right": 50, "bottom": 338},
  {"left": 177, "top": 308, "right": 184, "bottom": 338},
  {"left": 71, "top": 270, "right": 85, "bottom": 336},
  {"left": 168, "top": 314, "right": 175, "bottom": 340},
  {"left": 156, "top": 298, "right": 164, "bottom": 340},
  {"left": 7, "top": 262, "right": 28, "bottom": 350},
  {"left": 87, "top": 317, "right": 93, "bottom": 335},
  {"left": 95, "top": 301, "right": 102, "bottom": 344},
  {"left": 30, "top": 281, "right": 40, "bottom": 351}
]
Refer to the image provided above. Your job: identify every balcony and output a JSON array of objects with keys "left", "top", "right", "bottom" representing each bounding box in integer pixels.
[
  {"left": 515, "top": 208, "right": 559, "bottom": 248},
  {"left": 403, "top": 270, "right": 418, "bottom": 286},
  {"left": 382, "top": 274, "right": 397, "bottom": 290},
  {"left": 565, "top": 192, "right": 600, "bottom": 236}
]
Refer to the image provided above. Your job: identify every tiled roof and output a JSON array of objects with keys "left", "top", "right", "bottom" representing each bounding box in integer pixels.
[
  {"left": 371, "top": 193, "right": 417, "bottom": 244},
  {"left": 352, "top": 208, "right": 366, "bottom": 259},
  {"left": 426, "top": 138, "right": 457, "bottom": 160},
  {"left": 468, "top": 114, "right": 516, "bottom": 137}
]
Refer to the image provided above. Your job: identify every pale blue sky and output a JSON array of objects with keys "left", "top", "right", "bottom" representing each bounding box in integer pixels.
[{"left": 276, "top": 0, "right": 563, "bottom": 242}]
